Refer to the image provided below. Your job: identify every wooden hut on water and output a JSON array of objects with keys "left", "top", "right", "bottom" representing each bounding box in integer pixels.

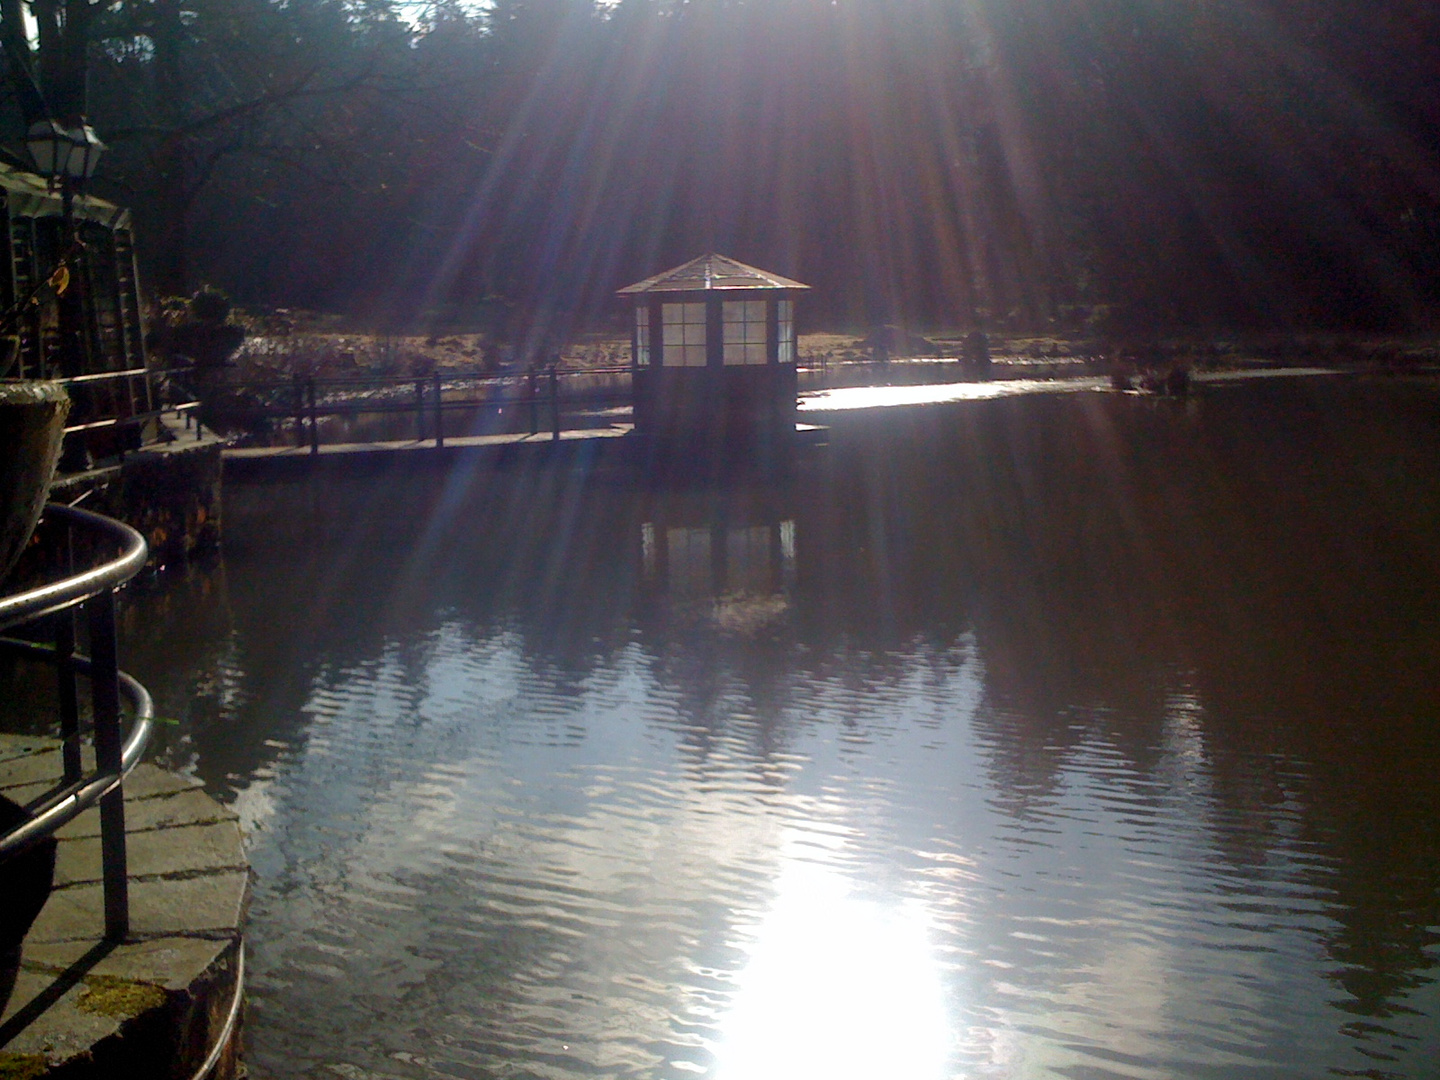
[{"left": 619, "top": 254, "right": 807, "bottom": 449}]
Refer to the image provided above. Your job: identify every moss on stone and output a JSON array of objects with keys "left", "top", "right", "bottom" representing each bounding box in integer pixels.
[
  {"left": 0, "top": 1052, "right": 49, "bottom": 1080},
  {"left": 75, "top": 976, "right": 168, "bottom": 1018}
]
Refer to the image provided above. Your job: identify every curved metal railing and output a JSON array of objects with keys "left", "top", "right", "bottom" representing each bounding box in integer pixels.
[
  {"left": 0, "top": 502, "right": 152, "bottom": 939},
  {"left": 0, "top": 504, "right": 148, "bottom": 626}
]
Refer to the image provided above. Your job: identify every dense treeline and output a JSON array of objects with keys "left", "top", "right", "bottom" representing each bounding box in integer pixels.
[{"left": 3, "top": 0, "right": 1437, "bottom": 335}]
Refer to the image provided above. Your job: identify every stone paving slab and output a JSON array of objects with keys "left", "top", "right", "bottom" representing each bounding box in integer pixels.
[
  {"left": 3, "top": 758, "right": 207, "bottom": 818},
  {"left": 0, "top": 746, "right": 93, "bottom": 792},
  {"left": 0, "top": 736, "right": 61, "bottom": 764},
  {"left": 0, "top": 969, "right": 121, "bottom": 1063},
  {"left": 0, "top": 746, "right": 63, "bottom": 789},
  {"left": 28, "top": 871, "right": 250, "bottom": 944},
  {"left": 0, "top": 738, "right": 249, "bottom": 1078},
  {"left": 0, "top": 780, "right": 52, "bottom": 806},
  {"left": 52, "top": 820, "right": 248, "bottom": 887},
  {"left": 123, "top": 766, "right": 208, "bottom": 800},
  {"left": 1, "top": 942, "right": 244, "bottom": 1075},
  {"left": 16, "top": 936, "right": 238, "bottom": 993},
  {"left": 55, "top": 787, "right": 234, "bottom": 840}
]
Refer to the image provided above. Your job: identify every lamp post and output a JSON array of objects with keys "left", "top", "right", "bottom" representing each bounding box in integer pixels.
[
  {"left": 27, "top": 119, "right": 103, "bottom": 468},
  {"left": 27, "top": 118, "right": 105, "bottom": 369},
  {"left": 27, "top": 118, "right": 106, "bottom": 196}
]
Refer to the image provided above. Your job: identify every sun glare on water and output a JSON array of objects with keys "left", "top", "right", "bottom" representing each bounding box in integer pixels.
[{"left": 714, "top": 854, "right": 951, "bottom": 1080}]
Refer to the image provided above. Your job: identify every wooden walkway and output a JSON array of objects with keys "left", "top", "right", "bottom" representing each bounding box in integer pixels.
[
  {"left": 223, "top": 422, "right": 643, "bottom": 474},
  {"left": 226, "top": 422, "right": 633, "bottom": 460},
  {"left": 222, "top": 423, "right": 831, "bottom": 477}
]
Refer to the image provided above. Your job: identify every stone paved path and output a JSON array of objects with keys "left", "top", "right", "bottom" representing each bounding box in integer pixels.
[{"left": 1, "top": 735, "right": 248, "bottom": 1079}]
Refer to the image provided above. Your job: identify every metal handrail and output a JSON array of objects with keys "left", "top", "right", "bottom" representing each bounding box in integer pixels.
[
  {"left": 59, "top": 366, "right": 149, "bottom": 387},
  {"left": 0, "top": 643, "right": 152, "bottom": 850},
  {"left": 63, "top": 400, "right": 200, "bottom": 437},
  {"left": 188, "top": 942, "right": 245, "bottom": 1080},
  {"left": 0, "top": 503, "right": 147, "bottom": 630},
  {"left": 0, "top": 502, "right": 152, "bottom": 940},
  {"left": 199, "top": 364, "right": 634, "bottom": 391},
  {"left": 209, "top": 365, "right": 632, "bottom": 451}
]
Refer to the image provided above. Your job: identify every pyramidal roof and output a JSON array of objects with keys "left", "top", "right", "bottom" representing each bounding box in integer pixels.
[{"left": 617, "top": 253, "right": 810, "bottom": 294}]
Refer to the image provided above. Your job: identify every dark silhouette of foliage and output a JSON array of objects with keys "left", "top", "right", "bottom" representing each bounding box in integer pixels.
[{"left": 1, "top": 0, "right": 1435, "bottom": 332}]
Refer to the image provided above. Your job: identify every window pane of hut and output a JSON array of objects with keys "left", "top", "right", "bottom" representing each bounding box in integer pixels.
[
  {"left": 722, "top": 300, "right": 768, "bottom": 364},
  {"left": 727, "top": 343, "right": 765, "bottom": 364},
  {"left": 635, "top": 308, "right": 651, "bottom": 365},
  {"left": 778, "top": 300, "right": 795, "bottom": 364},
  {"left": 663, "top": 303, "right": 707, "bottom": 366}
]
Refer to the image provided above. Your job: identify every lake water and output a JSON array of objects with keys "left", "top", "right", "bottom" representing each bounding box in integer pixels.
[{"left": 115, "top": 375, "right": 1440, "bottom": 1079}]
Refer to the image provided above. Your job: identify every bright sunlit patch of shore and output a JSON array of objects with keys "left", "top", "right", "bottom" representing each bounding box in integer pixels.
[{"left": 799, "top": 377, "right": 1109, "bottom": 412}]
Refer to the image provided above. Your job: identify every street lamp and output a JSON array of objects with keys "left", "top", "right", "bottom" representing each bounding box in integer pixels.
[
  {"left": 27, "top": 119, "right": 105, "bottom": 465},
  {"left": 27, "top": 119, "right": 105, "bottom": 189}
]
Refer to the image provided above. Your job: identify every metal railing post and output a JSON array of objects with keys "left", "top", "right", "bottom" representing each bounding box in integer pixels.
[
  {"left": 55, "top": 610, "right": 82, "bottom": 782},
  {"left": 293, "top": 375, "right": 305, "bottom": 448},
  {"left": 434, "top": 372, "right": 444, "bottom": 448},
  {"left": 529, "top": 371, "right": 539, "bottom": 436},
  {"left": 87, "top": 589, "right": 130, "bottom": 941},
  {"left": 415, "top": 379, "right": 425, "bottom": 442},
  {"left": 550, "top": 367, "right": 560, "bottom": 441},
  {"left": 308, "top": 378, "right": 319, "bottom": 455},
  {"left": 0, "top": 506, "right": 153, "bottom": 949}
]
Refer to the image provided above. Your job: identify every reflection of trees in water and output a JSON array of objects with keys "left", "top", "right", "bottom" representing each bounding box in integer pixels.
[
  {"left": 782, "top": 382, "right": 1440, "bottom": 1040},
  {"left": 839, "top": 383, "right": 1440, "bottom": 1035},
  {"left": 124, "top": 463, "right": 643, "bottom": 790},
  {"left": 1199, "top": 651, "right": 1440, "bottom": 1029},
  {"left": 118, "top": 560, "right": 244, "bottom": 778}
]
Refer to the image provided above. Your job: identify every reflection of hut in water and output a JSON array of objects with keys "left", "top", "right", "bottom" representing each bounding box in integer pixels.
[
  {"left": 640, "top": 488, "right": 797, "bottom": 605},
  {"left": 619, "top": 254, "right": 807, "bottom": 450}
]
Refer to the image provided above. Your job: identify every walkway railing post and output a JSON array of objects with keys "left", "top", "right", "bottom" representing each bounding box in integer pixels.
[
  {"left": 529, "top": 371, "right": 539, "bottom": 436},
  {"left": 415, "top": 379, "right": 424, "bottom": 441},
  {"left": 293, "top": 375, "right": 305, "bottom": 448},
  {"left": 550, "top": 367, "right": 560, "bottom": 441},
  {"left": 434, "top": 372, "right": 444, "bottom": 448},
  {"left": 308, "top": 378, "right": 319, "bottom": 455},
  {"left": 87, "top": 589, "right": 130, "bottom": 941}
]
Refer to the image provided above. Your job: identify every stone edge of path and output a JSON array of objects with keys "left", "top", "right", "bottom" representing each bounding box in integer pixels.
[{"left": 1, "top": 742, "right": 248, "bottom": 1080}]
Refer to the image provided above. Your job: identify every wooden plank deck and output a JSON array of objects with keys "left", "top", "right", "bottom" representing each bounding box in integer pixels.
[{"left": 224, "top": 422, "right": 635, "bottom": 462}]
